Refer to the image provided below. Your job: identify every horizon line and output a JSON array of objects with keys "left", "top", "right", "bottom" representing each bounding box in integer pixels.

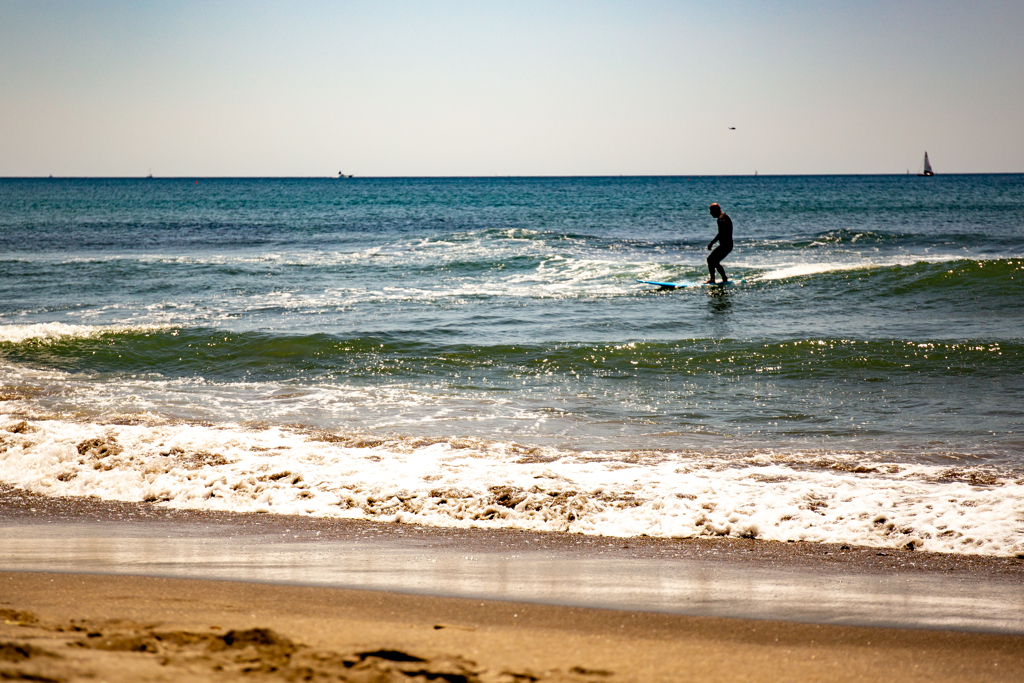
[{"left": 3, "top": 172, "right": 1022, "bottom": 180}]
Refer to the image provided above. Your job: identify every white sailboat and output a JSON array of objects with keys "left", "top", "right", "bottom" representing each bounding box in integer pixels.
[{"left": 918, "top": 152, "right": 934, "bottom": 176}]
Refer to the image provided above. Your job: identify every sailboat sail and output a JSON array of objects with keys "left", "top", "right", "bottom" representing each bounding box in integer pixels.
[{"left": 919, "top": 152, "right": 934, "bottom": 176}]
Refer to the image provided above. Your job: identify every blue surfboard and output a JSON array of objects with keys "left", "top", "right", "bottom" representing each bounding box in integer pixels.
[{"left": 636, "top": 279, "right": 741, "bottom": 290}]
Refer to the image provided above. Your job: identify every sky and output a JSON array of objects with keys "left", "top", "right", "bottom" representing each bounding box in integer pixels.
[{"left": 1, "top": 0, "right": 1022, "bottom": 176}]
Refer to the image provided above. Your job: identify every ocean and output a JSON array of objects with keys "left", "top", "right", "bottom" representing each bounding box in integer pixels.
[{"left": 1, "top": 175, "right": 1022, "bottom": 556}]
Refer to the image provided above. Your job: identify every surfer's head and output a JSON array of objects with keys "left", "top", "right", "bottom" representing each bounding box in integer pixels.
[{"left": 709, "top": 203, "right": 722, "bottom": 218}]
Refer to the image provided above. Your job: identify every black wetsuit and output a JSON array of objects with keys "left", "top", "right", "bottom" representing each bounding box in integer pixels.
[{"left": 707, "top": 213, "right": 733, "bottom": 281}]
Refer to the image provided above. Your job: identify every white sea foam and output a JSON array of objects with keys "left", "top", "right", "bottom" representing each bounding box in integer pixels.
[
  {"left": 0, "top": 323, "right": 168, "bottom": 345},
  {"left": 754, "top": 255, "right": 974, "bottom": 282},
  {"left": 1, "top": 416, "right": 1020, "bottom": 557},
  {"left": 758, "top": 262, "right": 878, "bottom": 281}
]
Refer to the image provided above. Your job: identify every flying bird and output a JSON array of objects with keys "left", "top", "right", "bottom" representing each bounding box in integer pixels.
[{"left": 728, "top": 127, "right": 736, "bottom": 130}]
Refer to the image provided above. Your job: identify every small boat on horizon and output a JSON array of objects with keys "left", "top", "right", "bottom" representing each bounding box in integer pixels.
[{"left": 917, "top": 152, "right": 934, "bottom": 176}]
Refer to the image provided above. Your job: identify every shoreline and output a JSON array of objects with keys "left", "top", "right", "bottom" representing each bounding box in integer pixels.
[
  {"left": 4, "top": 484, "right": 1022, "bottom": 576},
  {"left": 3, "top": 410, "right": 1021, "bottom": 557},
  {"left": 3, "top": 485, "right": 1024, "bottom": 636}
]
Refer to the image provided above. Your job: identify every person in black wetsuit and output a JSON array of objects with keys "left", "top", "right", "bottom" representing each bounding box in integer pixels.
[{"left": 706, "top": 203, "right": 733, "bottom": 284}]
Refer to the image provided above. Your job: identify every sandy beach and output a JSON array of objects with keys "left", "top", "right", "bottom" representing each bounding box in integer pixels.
[
  {"left": 3, "top": 486, "right": 1024, "bottom": 681},
  {"left": 3, "top": 571, "right": 1024, "bottom": 683}
]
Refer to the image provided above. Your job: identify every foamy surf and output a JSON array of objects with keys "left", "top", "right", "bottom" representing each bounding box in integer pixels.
[
  {"left": 1, "top": 416, "right": 1020, "bottom": 557},
  {"left": 754, "top": 255, "right": 973, "bottom": 282},
  {"left": 0, "top": 323, "right": 169, "bottom": 345}
]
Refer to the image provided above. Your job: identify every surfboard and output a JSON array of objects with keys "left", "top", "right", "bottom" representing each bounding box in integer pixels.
[{"left": 636, "top": 279, "right": 741, "bottom": 290}]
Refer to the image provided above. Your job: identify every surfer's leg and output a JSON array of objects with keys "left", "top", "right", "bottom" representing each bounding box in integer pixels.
[
  {"left": 707, "top": 246, "right": 729, "bottom": 284},
  {"left": 709, "top": 244, "right": 731, "bottom": 283}
]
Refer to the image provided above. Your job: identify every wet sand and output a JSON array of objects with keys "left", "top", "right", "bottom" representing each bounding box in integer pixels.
[{"left": 2, "top": 486, "right": 1024, "bottom": 681}]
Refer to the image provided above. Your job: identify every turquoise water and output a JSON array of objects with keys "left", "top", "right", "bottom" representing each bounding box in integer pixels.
[{"left": 1, "top": 176, "right": 1023, "bottom": 553}]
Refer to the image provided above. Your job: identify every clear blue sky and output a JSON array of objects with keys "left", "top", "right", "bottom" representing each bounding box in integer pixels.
[{"left": 1, "top": 0, "right": 1021, "bottom": 176}]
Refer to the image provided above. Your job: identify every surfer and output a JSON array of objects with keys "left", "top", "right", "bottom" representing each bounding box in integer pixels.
[{"left": 706, "top": 203, "right": 733, "bottom": 284}]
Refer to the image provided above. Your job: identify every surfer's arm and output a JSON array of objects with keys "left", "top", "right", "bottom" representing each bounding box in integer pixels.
[{"left": 707, "top": 234, "right": 719, "bottom": 250}]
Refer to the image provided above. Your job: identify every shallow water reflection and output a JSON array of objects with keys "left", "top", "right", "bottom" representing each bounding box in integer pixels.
[{"left": 2, "top": 521, "right": 1021, "bottom": 634}]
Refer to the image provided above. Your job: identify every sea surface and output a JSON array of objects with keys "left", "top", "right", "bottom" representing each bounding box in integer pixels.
[{"left": 2, "top": 175, "right": 1022, "bottom": 556}]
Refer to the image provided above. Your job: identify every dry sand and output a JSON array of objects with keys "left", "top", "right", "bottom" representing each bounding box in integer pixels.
[{"left": 1, "top": 571, "right": 1022, "bottom": 683}]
